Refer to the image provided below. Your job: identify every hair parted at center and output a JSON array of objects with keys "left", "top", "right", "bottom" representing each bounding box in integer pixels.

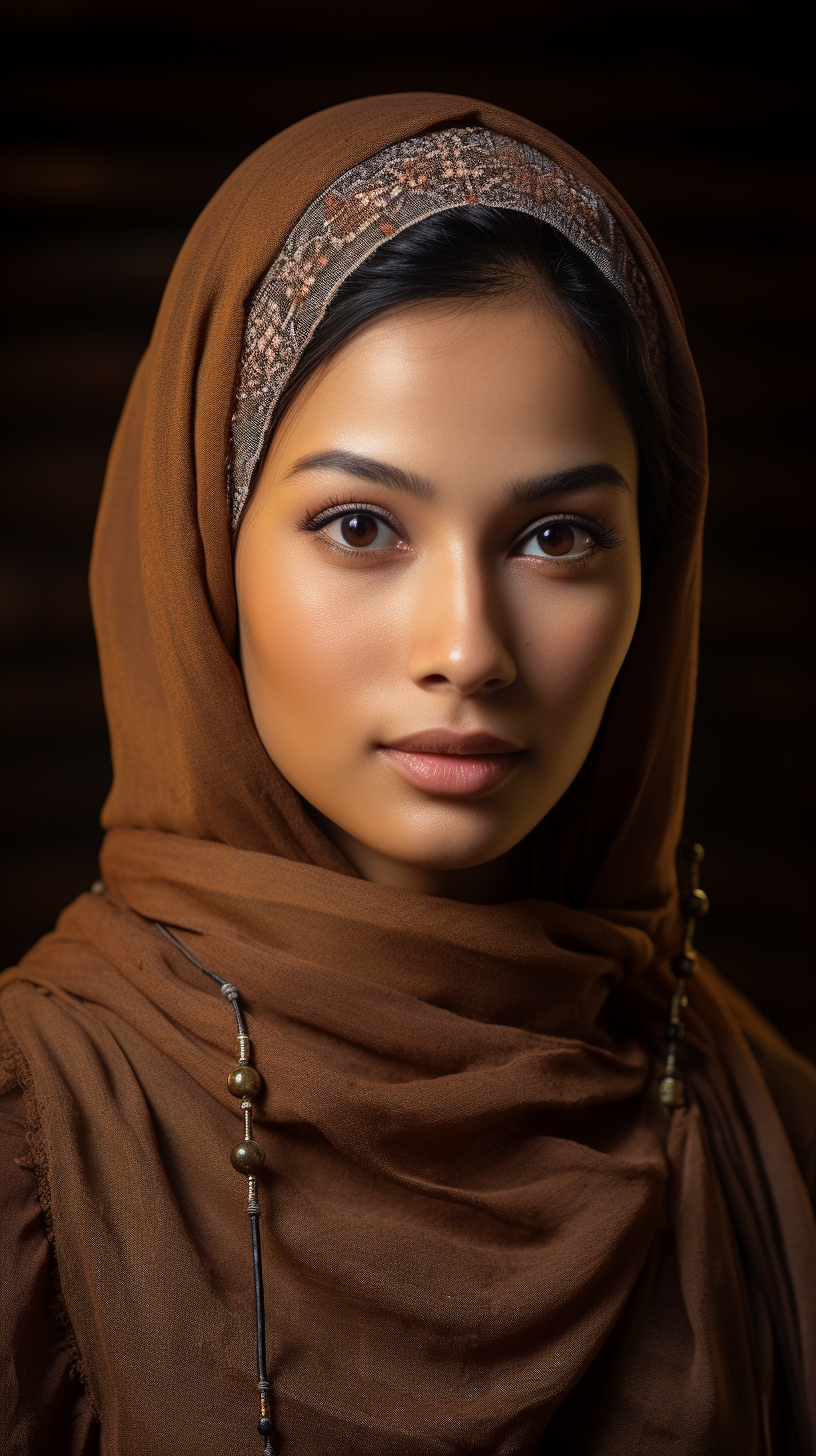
[{"left": 262, "top": 206, "right": 680, "bottom": 563}]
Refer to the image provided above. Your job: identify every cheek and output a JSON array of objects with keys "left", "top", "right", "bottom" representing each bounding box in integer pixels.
[
  {"left": 238, "top": 541, "right": 398, "bottom": 752},
  {"left": 516, "top": 571, "right": 640, "bottom": 725}
]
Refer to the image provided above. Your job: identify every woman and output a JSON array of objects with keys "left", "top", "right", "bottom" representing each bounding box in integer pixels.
[{"left": 1, "top": 93, "right": 814, "bottom": 1455}]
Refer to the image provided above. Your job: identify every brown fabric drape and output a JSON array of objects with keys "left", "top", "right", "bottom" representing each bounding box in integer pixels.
[{"left": 1, "top": 93, "right": 814, "bottom": 1456}]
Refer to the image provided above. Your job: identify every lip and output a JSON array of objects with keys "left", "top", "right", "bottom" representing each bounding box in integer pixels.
[
  {"left": 379, "top": 729, "right": 525, "bottom": 797},
  {"left": 383, "top": 729, "right": 521, "bottom": 755}
]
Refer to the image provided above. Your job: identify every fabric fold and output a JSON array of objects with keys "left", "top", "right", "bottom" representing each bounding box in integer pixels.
[{"left": 2, "top": 91, "right": 814, "bottom": 1455}]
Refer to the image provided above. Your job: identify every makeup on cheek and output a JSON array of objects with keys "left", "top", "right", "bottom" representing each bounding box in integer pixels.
[{"left": 20, "top": 92, "right": 814, "bottom": 1456}]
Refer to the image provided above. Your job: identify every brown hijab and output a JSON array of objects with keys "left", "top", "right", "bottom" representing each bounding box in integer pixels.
[{"left": 1, "top": 93, "right": 815, "bottom": 1456}]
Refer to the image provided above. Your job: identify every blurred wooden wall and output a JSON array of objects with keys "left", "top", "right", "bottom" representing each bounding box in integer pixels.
[{"left": 2, "top": 3, "right": 813, "bottom": 1056}]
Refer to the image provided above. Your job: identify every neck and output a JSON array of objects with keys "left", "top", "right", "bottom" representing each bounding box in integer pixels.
[{"left": 307, "top": 809, "right": 532, "bottom": 904}]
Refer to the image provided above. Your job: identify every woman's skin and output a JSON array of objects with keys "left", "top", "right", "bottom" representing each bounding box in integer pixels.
[{"left": 236, "top": 288, "right": 641, "bottom": 902}]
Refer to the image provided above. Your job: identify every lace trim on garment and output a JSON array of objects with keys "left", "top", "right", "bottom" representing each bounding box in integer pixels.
[{"left": 229, "top": 125, "right": 662, "bottom": 530}]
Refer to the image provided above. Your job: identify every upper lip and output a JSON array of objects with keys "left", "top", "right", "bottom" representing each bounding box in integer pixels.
[{"left": 380, "top": 730, "right": 523, "bottom": 755}]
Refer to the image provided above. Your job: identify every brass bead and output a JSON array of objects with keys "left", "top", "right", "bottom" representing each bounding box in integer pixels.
[
  {"left": 227, "top": 1064, "right": 261, "bottom": 1099},
  {"left": 671, "top": 950, "right": 698, "bottom": 979},
  {"left": 230, "top": 1139, "right": 265, "bottom": 1175},
  {"left": 683, "top": 888, "right": 710, "bottom": 919},
  {"left": 658, "top": 1075, "right": 685, "bottom": 1108}
]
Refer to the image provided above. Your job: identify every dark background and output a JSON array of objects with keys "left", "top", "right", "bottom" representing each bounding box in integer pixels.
[{"left": 2, "top": 2, "right": 814, "bottom": 1057}]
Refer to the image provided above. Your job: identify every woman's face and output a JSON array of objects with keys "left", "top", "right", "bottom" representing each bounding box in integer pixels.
[{"left": 236, "top": 291, "right": 641, "bottom": 897}]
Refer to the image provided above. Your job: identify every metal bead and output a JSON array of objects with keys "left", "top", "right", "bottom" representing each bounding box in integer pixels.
[
  {"left": 658, "top": 1075, "right": 685, "bottom": 1108},
  {"left": 227, "top": 1064, "right": 262, "bottom": 1099},
  {"left": 681, "top": 841, "right": 705, "bottom": 864},
  {"left": 683, "top": 888, "right": 710, "bottom": 919},
  {"left": 230, "top": 1139, "right": 265, "bottom": 1174},
  {"left": 671, "top": 950, "right": 698, "bottom": 979}
]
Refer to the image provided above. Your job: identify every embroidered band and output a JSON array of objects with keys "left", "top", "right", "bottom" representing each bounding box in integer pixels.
[{"left": 229, "top": 126, "right": 660, "bottom": 530}]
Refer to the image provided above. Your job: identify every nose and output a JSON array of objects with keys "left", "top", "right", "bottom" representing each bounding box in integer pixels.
[{"left": 407, "top": 548, "right": 517, "bottom": 697}]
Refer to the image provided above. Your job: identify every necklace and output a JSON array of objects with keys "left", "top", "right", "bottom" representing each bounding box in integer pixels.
[
  {"left": 154, "top": 922, "right": 276, "bottom": 1454},
  {"left": 150, "top": 847, "right": 707, "bottom": 1449},
  {"left": 658, "top": 841, "right": 708, "bottom": 1109}
]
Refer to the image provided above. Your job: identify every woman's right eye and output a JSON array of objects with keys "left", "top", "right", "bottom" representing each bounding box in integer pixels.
[{"left": 322, "top": 511, "right": 401, "bottom": 551}]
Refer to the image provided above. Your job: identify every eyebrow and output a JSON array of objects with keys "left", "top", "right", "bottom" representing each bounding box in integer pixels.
[
  {"left": 505, "top": 462, "right": 630, "bottom": 505},
  {"left": 284, "top": 449, "right": 434, "bottom": 501},
  {"left": 284, "top": 449, "right": 629, "bottom": 504}
]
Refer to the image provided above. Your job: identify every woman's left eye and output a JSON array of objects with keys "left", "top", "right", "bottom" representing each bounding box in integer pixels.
[
  {"left": 516, "top": 521, "right": 596, "bottom": 560},
  {"left": 322, "top": 512, "right": 401, "bottom": 551}
]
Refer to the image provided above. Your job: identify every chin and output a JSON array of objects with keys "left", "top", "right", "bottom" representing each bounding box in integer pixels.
[
  {"left": 373, "top": 826, "right": 528, "bottom": 873},
  {"left": 380, "top": 788, "right": 547, "bottom": 866}
]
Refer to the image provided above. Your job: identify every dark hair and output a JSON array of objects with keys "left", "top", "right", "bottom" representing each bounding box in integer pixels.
[{"left": 267, "top": 207, "right": 676, "bottom": 561}]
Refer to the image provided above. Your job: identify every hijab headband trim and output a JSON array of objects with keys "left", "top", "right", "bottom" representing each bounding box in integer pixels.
[{"left": 228, "top": 126, "right": 662, "bottom": 531}]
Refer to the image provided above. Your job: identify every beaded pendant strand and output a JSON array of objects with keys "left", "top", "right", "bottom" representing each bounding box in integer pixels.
[
  {"left": 154, "top": 923, "right": 276, "bottom": 1454},
  {"left": 146, "top": 844, "right": 708, "bottom": 1448},
  {"left": 658, "top": 842, "right": 709, "bottom": 1109}
]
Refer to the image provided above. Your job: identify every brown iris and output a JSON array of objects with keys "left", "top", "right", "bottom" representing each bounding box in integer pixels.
[
  {"left": 340, "top": 513, "right": 379, "bottom": 547},
  {"left": 536, "top": 523, "right": 575, "bottom": 556}
]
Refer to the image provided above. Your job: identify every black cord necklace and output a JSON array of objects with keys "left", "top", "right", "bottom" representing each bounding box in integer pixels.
[
  {"left": 150, "top": 846, "right": 707, "bottom": 1449},
  {"left": 153, "top": 922, "right": 276, "bottom": 1454},
  {"left": 657, "top": 842, "right": 708, "bottom": 1110}
]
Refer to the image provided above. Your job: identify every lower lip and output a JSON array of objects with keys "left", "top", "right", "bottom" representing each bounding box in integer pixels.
[{"left": 379, "top": 748, "right": 521, "bottom": 797}]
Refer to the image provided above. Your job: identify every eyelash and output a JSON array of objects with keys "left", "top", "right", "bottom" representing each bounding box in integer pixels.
[
  {"left": 301, "top": 498, "right": 403, "bottom": 537},
  {"left": 511, "top": 512, "right": 622, "bottom": 557},
  {"left": 300, "top": 499, "right": 623, "bottom": 560}
]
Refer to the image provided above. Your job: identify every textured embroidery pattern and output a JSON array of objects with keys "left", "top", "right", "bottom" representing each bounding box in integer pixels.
[{"left": 229, "top": 127, "right": 661, "bottom": 528}]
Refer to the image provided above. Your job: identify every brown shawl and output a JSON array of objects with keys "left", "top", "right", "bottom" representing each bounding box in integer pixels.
[{"left": 1, "top": 93, "right": 815, "bottom": 1456}]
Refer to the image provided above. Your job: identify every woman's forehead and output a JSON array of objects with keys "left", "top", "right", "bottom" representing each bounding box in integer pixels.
[
  {"left": 228, "top": 127, "right": 659, "bottom": 533},
  {"left": 259, "top": 295, "right": 638, "bottom": 503}
]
